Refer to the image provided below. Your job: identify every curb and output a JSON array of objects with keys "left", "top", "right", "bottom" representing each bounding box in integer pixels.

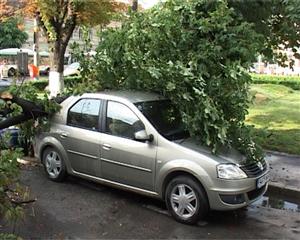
[
  {"left": 268, "top": 182, "right": 300, "bottom": 201},
  {"left": 265, "top": 150, "right": 300, "bottom": 158},
  {"left": 18, "top": 156, "right": 40, "bottom": 164}
]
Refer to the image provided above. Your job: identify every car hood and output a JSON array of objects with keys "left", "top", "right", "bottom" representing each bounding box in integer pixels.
[{"left": 175, "top": 137, "right": 247, "bottom": 165}]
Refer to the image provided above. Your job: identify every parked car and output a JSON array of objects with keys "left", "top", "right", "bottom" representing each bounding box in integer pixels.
[
  {"left": 39, "top": 65, "right": 50, "bottom": 76},
  {"left": 0, "top": 78, "right": 12, "bottom": 92},
  {"left": 34, "top": 91, "right": 269, "bottom": 224},
  {"left": 0, "top": 125, "right": 20, "bottom": 148},
  {"left": 63, "top": 62, "right": 80, "bottom": 77},
  {"left": 0, "top": 107, "right": 20, "bottom": 148}
]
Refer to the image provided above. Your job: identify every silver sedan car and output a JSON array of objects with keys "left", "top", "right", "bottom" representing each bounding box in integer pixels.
[{"left": 35, "top": 91, "right": 269, "bottom": 224}]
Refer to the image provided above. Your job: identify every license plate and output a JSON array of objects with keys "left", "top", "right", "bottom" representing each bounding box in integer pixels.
[{"left": 257, "top": 173, "right": 270, "bottom": 189}]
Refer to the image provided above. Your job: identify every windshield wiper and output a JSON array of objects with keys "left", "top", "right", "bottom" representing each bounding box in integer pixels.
[{"left": 164, "top": 129, "right": 189, "bottom": 141}]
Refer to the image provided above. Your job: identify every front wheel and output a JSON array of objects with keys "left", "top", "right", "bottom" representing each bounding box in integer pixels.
[
  {"left": 8, "top": 68, "right": 16, "bottom": 77},
  {"left": 42, "top": 147, "right": 66, "bottom": 182},
  {"left": 165, "top": 176, "right": 209, "bottom": 224}
]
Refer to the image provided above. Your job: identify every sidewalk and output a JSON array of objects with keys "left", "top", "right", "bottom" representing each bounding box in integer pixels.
[{"left": 265, "top": 151, "right": 300, "bottom": 200}]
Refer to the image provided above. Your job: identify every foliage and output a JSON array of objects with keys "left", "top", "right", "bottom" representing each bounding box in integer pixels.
[
  {"left": 0, "top": 18, "right": 28, "bottom": 49},
  {"left": 229, "top": 0, "right": 300, "bottom": 66},
  {"left": 0, "top": 233, "right": 21, "bottom": 240},
  {"left": 251, "top": 74, "right": 300, "bottom": 90},
  {"left": 67, "top": 27, "right": 101, "bottom": 95},
  {"left": 5, "top": 84, "right": 61, "bottom": 155},
  {"left": 0, "top": 146, "right": 24, "bottom": 223},
  {"left": 0, "top": 130, "right": 26, "bottom": 230},
  {"left": 0, "top": 0, "right": 15, "bottom": 22},
  {"left": 0, "top": 83, "right": 60, "bottom": 234},
  {"left": 80, "top": 0, "right": 265, "bottom": 162},
  {"left": 247, "top": 84, "right": 300, "bottom": 155}
]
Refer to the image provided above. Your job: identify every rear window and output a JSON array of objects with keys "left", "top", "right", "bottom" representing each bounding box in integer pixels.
[{"left": 67, "top": 98, "right": 101, "bottom": 131}]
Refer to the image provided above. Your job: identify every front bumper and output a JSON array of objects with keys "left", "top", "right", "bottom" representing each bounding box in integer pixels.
[{"left": 207, "top": 171, "right": 269, "bottom": 210}]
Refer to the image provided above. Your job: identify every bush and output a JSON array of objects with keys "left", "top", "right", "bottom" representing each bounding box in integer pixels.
[
  {"left": 0, "top": 83, "right": 60, "bottom": 232},
  {"left": 28, "top": 79, "right": 48, "bottom": 91},
  {"left": 27, "top": 76, "right": 82, "bottom": 91},
  {"left": 251, "top": 74, "right": 300, "bottom": 90},
  {"left": 80, "top": 0, "right": 265, "bottom": 162}
]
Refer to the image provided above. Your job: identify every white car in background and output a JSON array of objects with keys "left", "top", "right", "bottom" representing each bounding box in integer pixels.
[{"left": 63, "top": 62, "right": 80, "bottom": 77}]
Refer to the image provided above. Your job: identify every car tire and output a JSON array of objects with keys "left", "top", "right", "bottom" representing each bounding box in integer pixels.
[
  {"left": 8, "top": 68, "right": 16, "bottom": 77},
  {"left": 42, "top": 147, "right": 66, "bottom": 182},
  {"left": 165, "top": 176, "right": 209, "bottom": 224}
]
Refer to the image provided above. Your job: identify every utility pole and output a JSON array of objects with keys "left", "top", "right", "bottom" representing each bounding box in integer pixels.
[
  {"left": 132, "top": 0, "right": 138, "bottom": 11},
  {"left": 33, "top": 14, "right": 39, "bottom": 67}
]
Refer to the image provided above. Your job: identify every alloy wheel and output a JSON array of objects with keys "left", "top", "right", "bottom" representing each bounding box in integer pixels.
[
  {"left": 45, "top": 151, "right": 62, "bottom": 178},
  {"left": 170, "top": 184, "right": 198, "bottom": 219}
]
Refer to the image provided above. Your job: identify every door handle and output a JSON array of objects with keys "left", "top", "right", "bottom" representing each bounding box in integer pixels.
[
  {"left": 102, "top": 143, "right": 112, "bottom": 150},
  {"left": 60, "top": 132, "right": 69, "bottom": 138}
]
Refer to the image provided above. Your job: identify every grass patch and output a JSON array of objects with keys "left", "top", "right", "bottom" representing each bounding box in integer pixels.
[{"left": 246, "top": 84, "right": 300, "bottom": 155}]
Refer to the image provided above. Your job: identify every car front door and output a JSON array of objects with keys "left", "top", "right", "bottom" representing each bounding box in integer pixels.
[
  {"left": 60, "top": 98, "right": 102, "bottom": 177},
  {"left": 100, "top": 100, "right": 157, "bottom": 191}
]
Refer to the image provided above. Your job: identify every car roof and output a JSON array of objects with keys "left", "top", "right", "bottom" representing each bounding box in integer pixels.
[{"left": 81, "top": 90, "right": 167, "bottom": 103}]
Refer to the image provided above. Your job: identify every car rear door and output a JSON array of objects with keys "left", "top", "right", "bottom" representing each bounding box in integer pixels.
[{"left": 59, "top": 98, "right": 103, "bottom": 177}]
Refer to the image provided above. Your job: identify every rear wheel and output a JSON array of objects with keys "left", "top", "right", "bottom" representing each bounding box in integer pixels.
[
  {"left": 165, "top": 176, "right": 208, "bottom": 224},
  {"left": 42, "top": 147, "right": 66, "bottom": 182}
]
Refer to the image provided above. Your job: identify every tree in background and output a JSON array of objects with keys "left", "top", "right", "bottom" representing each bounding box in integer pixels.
[
  {"left": 0, "top": 0, "right": 14, "bottom": 21},
  {"left": 229, "top": 0, "right": 300, "bottom": 66},
  {"left": 0, "top": 18, "right": 28, "bottom": 49},
  {"left": 34, "top": 0, "right": 125, "bottom": 97},
  {"left": 0, "top": 0, "right": 125, "bottom": 96}
]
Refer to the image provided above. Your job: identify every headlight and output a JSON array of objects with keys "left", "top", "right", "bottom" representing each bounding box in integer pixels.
[{"left": 217, "top": 164, "right": 247, "bottom": 180}]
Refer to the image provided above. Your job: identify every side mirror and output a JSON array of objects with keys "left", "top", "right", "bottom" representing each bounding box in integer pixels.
[{"left": 134, "top": 130, "right": 154, "bottom": 142}]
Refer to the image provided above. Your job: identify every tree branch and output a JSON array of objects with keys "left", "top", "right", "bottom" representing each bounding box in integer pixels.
[
  {"left": 62, "top": 2, "right": 77, "bottom": 45},
  {"left": 0, "top": 94, "right": 47, "bottom": 130},
  {"left": 60, "top": 0, "right": 69, "bottom": 25},
  {"left": 36, "top": 12, "right": 50, "bottom": 42},
  {"left": 4, "top": 188, "right": 37, "bottom": 205}
]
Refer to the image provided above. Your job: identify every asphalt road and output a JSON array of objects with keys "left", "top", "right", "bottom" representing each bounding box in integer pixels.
[{"left": 1, "top": 164, "right": 300, "bottom": 239}]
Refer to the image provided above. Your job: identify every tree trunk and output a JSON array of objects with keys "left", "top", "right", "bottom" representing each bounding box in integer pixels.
[
  {"left": 49, "top": 40, "right": 67, "bottom": 97},
  {"left": 132, "top": 0, "right": 138, "bottom": 11}
]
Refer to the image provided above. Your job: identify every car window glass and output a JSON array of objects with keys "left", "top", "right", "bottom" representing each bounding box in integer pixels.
[
  {"left": 106, "top": 101, "right": 144, "bottom": 139},
  {"left": 68, "top": 99, "right": 101, "bottom": 131},
  {"left": 135, "top": 100, "right": 189, "bottom": 141}
]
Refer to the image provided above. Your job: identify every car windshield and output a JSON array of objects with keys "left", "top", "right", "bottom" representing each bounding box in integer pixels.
[
  {"left": 68, "top": 62, "right": 80, "bottom": 69},
  {"left": 135, "top": 100, "right": 189, "bottom": 141}
]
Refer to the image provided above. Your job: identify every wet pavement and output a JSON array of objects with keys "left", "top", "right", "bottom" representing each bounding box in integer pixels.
[
  {"left": 1, "top": 164, "right": 299, "bottom": 239},
  {"left": 266, "top": 152, "right": 300, "bottom": 199}
]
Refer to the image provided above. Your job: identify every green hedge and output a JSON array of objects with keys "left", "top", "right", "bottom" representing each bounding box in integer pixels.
[
  {"left": 251, "top": 74, "right": 300, "bottom": 90},
  {"left": 28, "top": 74, "right": 300, "bottom": 91},
  {"left": 28, "top": 76, "right": 82, "bottom": 91}
]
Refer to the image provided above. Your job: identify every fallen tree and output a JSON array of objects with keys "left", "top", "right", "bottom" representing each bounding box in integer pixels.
[
  {"left": 78, "top": 0, "right": 265, "bottom": 163},
  {"left": 0, "top": 92, "right": 47, "bottom": 130}
]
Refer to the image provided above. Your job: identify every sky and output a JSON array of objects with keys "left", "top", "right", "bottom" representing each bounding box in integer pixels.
[{"left": 119, "top": 0, "right": 161, "bottom": 9}]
